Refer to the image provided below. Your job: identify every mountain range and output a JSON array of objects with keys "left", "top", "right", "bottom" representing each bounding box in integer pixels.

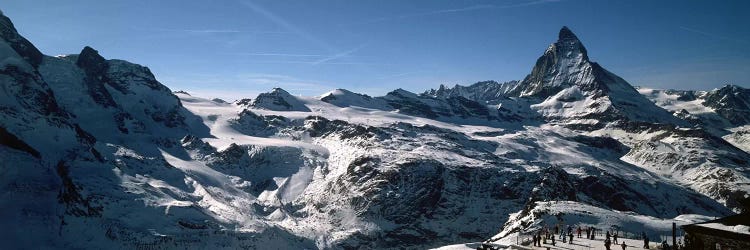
[{"left": 1, "top": 11, "right": 748, "bottom": 249}]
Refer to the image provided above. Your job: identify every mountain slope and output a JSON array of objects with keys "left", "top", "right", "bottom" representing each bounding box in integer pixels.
[
  {"left": 1, "top": 10, "right": 747, "bottom": 250},
  {"left": 639, "top": 85, "right": 750, "bottom": 153}
]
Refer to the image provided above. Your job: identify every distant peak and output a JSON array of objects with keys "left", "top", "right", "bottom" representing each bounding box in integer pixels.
[
  {"left": 270, "top": 87, "right": 291, "bottom": 94},
  {"left": 558, "top": 26, "right": 579, "bottom": 41},
  {"left": 76, "top": 46, "right": 108, "bottom": 75},
  {"left": 80, "top": 46, "right": 99, "bottom": 55},
  {"left": 715, "top": 84, "right": 746, "bottom": 93}
]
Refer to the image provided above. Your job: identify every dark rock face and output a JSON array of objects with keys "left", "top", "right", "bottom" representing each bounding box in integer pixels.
[
  {"left": 76, "top": 46, "right": 117, "bottom": 107},
  {"left": 0, "top": 13, "right": 43, "bottom": 67},
  {"left": 106, "top": 60, "right": 165, "bottom": 93},
  {"left": 305, "top": 116, "right": 384, "bottom": 140},
  {"left": 0, "top": 65, "right": 64, "bottom": 117},
  {"left": 56, "top": 161, "right": 103, "bottom": 217},
  {"left": 702, "top": 85, "right": 750, "bottom": 125},
  {"left": 229, "top": 109, "right": 289, "bottom": 137},
  {"left": 76, "top": 46, "right": 108, "bottom": 76},
  {"left": 444, "top": 96, "right": 491, "bottom": 118},
  {"left": 527, "top": 167, "right": 578, "bottom": 204},
  {"left": 570, "top": 135, "right": 629, "bottom": 154},
  {"left": 0, "top": 126, "right": 40, "bottom": 158},
  {"left": 383, "top": 89, "right": 500, "bottom": 122},
  {"left": 384, "top": 90, "right": 439, "bottom": 118}
]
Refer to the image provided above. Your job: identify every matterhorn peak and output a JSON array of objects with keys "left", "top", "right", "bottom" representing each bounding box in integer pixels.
[
  {"left": 558, "top": 26, "right": 578, "bottom": 41},
  {"left": 553, "top": 26, "right": 588, "bottom": 60}
]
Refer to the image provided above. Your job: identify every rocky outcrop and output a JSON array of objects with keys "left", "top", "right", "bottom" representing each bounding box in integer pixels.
[
  {"left": 702, "top": 85, "right": 750, "bottom": 125},
  {"left": 248, "top": 88, "right": 311, "bottom": 112}
]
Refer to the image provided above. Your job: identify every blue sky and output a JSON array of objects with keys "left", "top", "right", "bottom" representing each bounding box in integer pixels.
[{"left": 3, "top": 0, "right": 749, "bottom": 100}]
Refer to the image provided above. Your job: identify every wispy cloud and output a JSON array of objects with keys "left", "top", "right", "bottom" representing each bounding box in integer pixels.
[
  {"left": 134, "top": 27, "right": 290, "bottom": 34},
  {"left": 376, "top": 71, "right": 423, "bottom": 80},
  {"left": 236, "top": 60, "right": 394, "bottom": 66},
  {"left": 312, "top": 44, "right": 368, "bottom": 65},
  {"left": 496, "top": 0, "right": 563, "bottom": 9},
  {"left": 229, "top": 44, "right": 370, "bottom": 65},
  {"left": 678, "top": 26, "right": 748, "bottom": 44},
  {"left": 232, "top": 52, "right": 327, "bottom": 57},
  {"left": 347, "top": 0, "right": 562, "bottom": 26},
  {"left": 236, "top": 0, "right": 337, "bottom": 52},
  {"left": 236, "top": 1, "right": 376, "bottom": 66}
]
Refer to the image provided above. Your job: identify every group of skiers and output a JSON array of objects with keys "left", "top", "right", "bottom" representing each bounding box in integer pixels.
[
  {"left": 528, "top": 225, "right": 689, "bottom": 250},
  {"left": 529, "top": 225, "right": 630, "bottom": 250}
]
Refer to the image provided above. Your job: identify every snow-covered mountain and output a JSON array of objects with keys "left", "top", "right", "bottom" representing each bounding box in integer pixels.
[
  {"left": 422, "top": 80, "right": 519, "bottom": 104},
  {"left": 638, "top": 85, "right": 750, "bottom": 153},
  {"left": 1, "top": 10, "right": 748, "bottom": 250}
]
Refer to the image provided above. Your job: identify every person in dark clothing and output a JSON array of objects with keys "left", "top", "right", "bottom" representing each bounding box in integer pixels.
[
  {"left": 568, "top": 231, "right": 574, "bottom": 243},
  {"left": 605, "top": 238, "right": 612, "bottom": 250},
  {"left": 613, "top": 232, "right": 618, "bottom": 244},
  {"left": 552, "top": 235, "right": 556, "bottom": 246},
  {"left": 621, "top": 241, "right": 627, "bottom": 250},
  {"left": 591, "top": 227, "right": 596, "bottom": 240},
  {"left": 538, "top": 233, "right": 542, "bottom": 247},
  {"left": 586, "top": 227, "right": 591, "bottom": 239},
  {"left": 643, "top": 234, "right": 649, "bottom": 249},
  {"left": 532, "top": 234, "right": 537, "bottom": 247},
  {"left": 661, "top": 240, "right": 669, "bottom": 250},
  {"left": 577, "top": 226, "right": 582, "bottom": 238},
  {"left": 606, "top": 231, "right": 611, "bottom": 242},
  {"left": 537, "top": 233, "right": 542, "bottom": 246}
]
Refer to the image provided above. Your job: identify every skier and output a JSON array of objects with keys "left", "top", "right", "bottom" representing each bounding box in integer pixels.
[
  {"left": 532, "top": 234, "right": 537, "bottom": 247},
  {"left": 642, "top": 233, "right": 649, "bottom": 249},
  {"left": 621, "top": 241, "right": 627, "bottom": 250},
  {"left": 605, "top": 238, "right": 612, "bottom": 250},
  {"left": 586, "top": 227, "right": 591, "bottom": 239},
  {"left": 577, "top": 226, "right": 582, "bottom": 238}
]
